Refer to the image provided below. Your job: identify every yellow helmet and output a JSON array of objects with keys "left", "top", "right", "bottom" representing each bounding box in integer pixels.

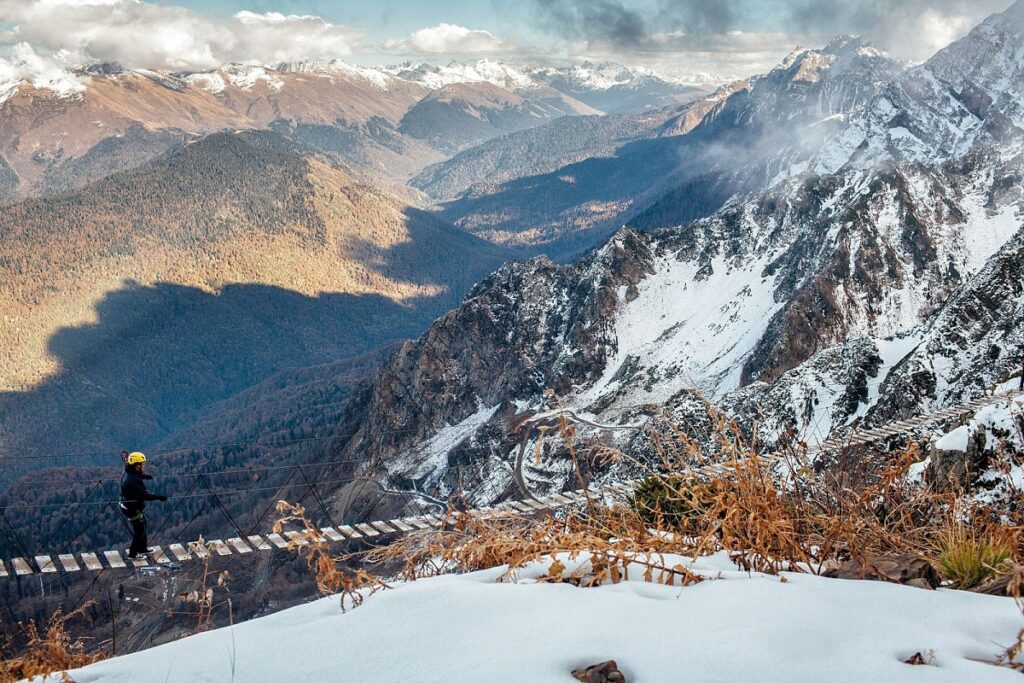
[{"left": 127, "top": 451, "right": 147, "bottom": 465}]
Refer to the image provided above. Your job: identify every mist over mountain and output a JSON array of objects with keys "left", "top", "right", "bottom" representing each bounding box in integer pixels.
[{"left": 434, "top": 36, "right": 905, "bottom": 259}]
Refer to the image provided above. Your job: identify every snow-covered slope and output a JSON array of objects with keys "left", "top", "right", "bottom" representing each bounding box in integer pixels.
[{"left": 56, "top": 553, "right": 1023, "bottom": 682}]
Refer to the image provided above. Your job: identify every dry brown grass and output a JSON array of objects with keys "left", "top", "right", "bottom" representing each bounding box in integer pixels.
[
  {"left": 278, "top": 408, "right": 1024, "bottom": 590},
  {"left": 0, "top": 603, "right": 104, "bottom": 683},
  {"left": 274, "top": 406, "right": 1024, "bottom": 668},
  {"left": 172, "top": 538, "right": 233, "bottom": 634},
  {"left": 274, "top": 501, "right": 388, "bottom": 610}
]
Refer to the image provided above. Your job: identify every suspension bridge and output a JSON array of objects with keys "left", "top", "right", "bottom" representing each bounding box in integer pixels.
[{"left": 0, "top": 387, "right": 1019, "bottom": 579}]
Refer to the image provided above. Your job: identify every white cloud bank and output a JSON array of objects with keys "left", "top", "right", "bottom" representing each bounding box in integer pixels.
[
  {"left": 0, "top": 0, "right": 363, "bottom": 72},
  {"left": 382, "top": 23, "right": 515, "bottom": 54}
]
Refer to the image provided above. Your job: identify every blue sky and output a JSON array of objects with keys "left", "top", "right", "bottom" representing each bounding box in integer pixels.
[{"left": 0, "top": 0, "right": 1016, "bottom": 83}]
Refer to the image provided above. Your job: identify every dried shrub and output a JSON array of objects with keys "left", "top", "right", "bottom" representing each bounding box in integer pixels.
[
  {"left": 278, "top": 398, "right": 1024, "bottom": 670},
  {"left": 274, "top": 501, "right": 388, "bottom": 610},
  {"left": 0, "top": 603, "right": 103, "bottom": 683},
  {"left": 367, "top": 504, "right": 702, "bottom": 588}
]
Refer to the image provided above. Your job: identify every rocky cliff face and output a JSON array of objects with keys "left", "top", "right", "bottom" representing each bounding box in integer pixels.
[{"left": 322, "top": 4, "right": 1024, "bottom": 511}]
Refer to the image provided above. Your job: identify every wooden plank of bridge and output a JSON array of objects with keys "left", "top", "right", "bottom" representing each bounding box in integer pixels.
[
  {"left": 190, "top": 542, "right": 211, "bottom": 559},
  {"left": 402, "top": 517, "right": 432, "bottom": 530},
  {"left": 12, "top": 557, "right": 33, "bottom": 576},
  {"left": 335, "top": 525, "right": 363, "bottom": 539},
  {"left": 58, "top": 554, "right": 81, "bottom": 572},
  {"left": 319, "top": 527, "right": 345, "bottom": 542},
  {"left": 81, "top": 552, "right": 103, "bottom": 571},
  {"left": 0, "top": 560, "right": 8, "bottom": 578},
  {"left": 34, "top": 555, "right": 57, "bottom": 573},
  {"left": 283, "top": 531, "right": 310, "bottom": 546},
  {"left": 150, "top": 547, "right": 171, "bottom": 564},
  {"left": 265, "top": 533, "right": 290, "bottom": 549},
  {"left": 208, "top": 540, "right": 232, "bottom": 557},
  {"left": 168, "top": 544, "right": 191, "bottom": 562},
  {"left": 247, "top": 535, "right": 272, "bottom": 551},
  {"left": 227, "top": 538, "right": 253, "bottom": 554},
  {"left": 369, "top": 521, "right": 398, "bottom": 534},
  {"left": 130, "top": 556, "right": 150, "bottom": 568},
  {"left": 387, "top": 518, "right": 416, "bottom": 532},
  {"left": 103, "top": 550, "right": 126, "bottom": 569},
  {"left": 354, "top": 523, "right": 380, "bottom": 537}
]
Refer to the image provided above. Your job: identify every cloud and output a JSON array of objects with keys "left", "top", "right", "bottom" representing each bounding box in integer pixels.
[
  {"left": 0, "top": 0, "right": 363, "bottom": 72},
  {"left": 527, "top": 0, "right": 1015, "bottom": 61},
  {"left": 786, "top": 0, "right": 1013, "bottom": 61},
  {"left": 382, "top": 23, "right": 515, "bottom": 54},
  {"left": 0, "top": 43, "right": 86, "bottom": 96}
]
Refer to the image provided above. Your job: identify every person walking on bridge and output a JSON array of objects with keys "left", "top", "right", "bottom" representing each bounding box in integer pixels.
[{"left": 119, "top": 452, "right": 167, "bottom": 560}]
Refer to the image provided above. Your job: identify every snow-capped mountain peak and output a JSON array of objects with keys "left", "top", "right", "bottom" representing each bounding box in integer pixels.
[
  {"left": 383, "top": 59, "right": 535, "bottom": 90},
  {"left": 814, "top": 0, "right": 1024, "bottom": 174}
]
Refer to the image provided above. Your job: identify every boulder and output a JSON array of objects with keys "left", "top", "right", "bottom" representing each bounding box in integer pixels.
[
  {"left": 824, "top": 554, "right": 940, "bottom": 587},
  {"left": 571, "top": 660, "right": 626, "bottom": 683}
]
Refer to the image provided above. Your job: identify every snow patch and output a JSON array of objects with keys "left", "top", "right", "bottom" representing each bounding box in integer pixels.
[
  {"left": 390, "top": 403, "right": 500, "bottom": 482},
  {"left": 577, "top": 252, "right": 783, "bottom": 410},
  {"left": 222, "top": 64, "right": 284, "bottom": 91}
]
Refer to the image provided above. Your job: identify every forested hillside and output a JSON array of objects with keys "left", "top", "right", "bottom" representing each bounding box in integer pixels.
[{"left": 0, "top": 131, "right": 514, "bottom": 480}]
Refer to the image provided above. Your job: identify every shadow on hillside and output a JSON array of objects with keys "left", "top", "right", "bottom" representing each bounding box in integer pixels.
[
  {"left": 348, "top": 206, "right": 520, "bottom": 292},
  {"left": 0, "top": 203, "right": 517, "bottom": 486},
  {"left": 0, "top": 280, "right": 441, "bottom": 484}
]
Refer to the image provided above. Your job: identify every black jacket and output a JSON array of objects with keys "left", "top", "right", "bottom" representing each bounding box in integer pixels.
[{"left": 120, "top": 467, "right": 161, "bottom": 516}]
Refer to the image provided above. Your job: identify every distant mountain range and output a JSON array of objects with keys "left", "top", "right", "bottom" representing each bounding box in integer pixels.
[{"left": 0, "top": 58, "right": 706, "bottom": 201}]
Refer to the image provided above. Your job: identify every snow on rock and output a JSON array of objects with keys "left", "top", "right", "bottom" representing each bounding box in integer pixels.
[
  {"left": 221, "top": 64, "right": 284, "bottom": 91},
  {"left": 928, "top": 394, "right": 1024, "bottom": 505},
  {"left": 58, "top": 552, "right": 1023, "bottom": 682},
  {"left": 935, "top": 424, "right": 973, "bottom": 452},
  {"left": 183, "top": 72, "right": 226, "bottom": 94},
  {"left": 389, "top": 403, "right": 500, "bottom": 484},
  {"left": 385, "top": 59, "right": 535, "bottom": 90}
]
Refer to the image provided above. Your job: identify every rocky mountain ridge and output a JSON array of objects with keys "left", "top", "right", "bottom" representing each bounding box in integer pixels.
[{"left": 322, "top": 3, "right": 1024, "bottom": 509}]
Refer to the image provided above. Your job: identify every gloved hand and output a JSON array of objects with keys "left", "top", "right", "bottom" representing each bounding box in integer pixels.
[{"left": 156, "top": 495, "right": 168, "bottom": 501}]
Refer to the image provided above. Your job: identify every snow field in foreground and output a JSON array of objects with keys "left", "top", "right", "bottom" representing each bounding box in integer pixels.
[{"left": 57, "top": 552, "right": 1023, "bottom": 683}]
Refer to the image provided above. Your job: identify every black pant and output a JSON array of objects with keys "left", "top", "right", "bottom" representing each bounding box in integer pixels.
[{"left": 128, "top": 514, "right": 148, "bottom": 557}]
